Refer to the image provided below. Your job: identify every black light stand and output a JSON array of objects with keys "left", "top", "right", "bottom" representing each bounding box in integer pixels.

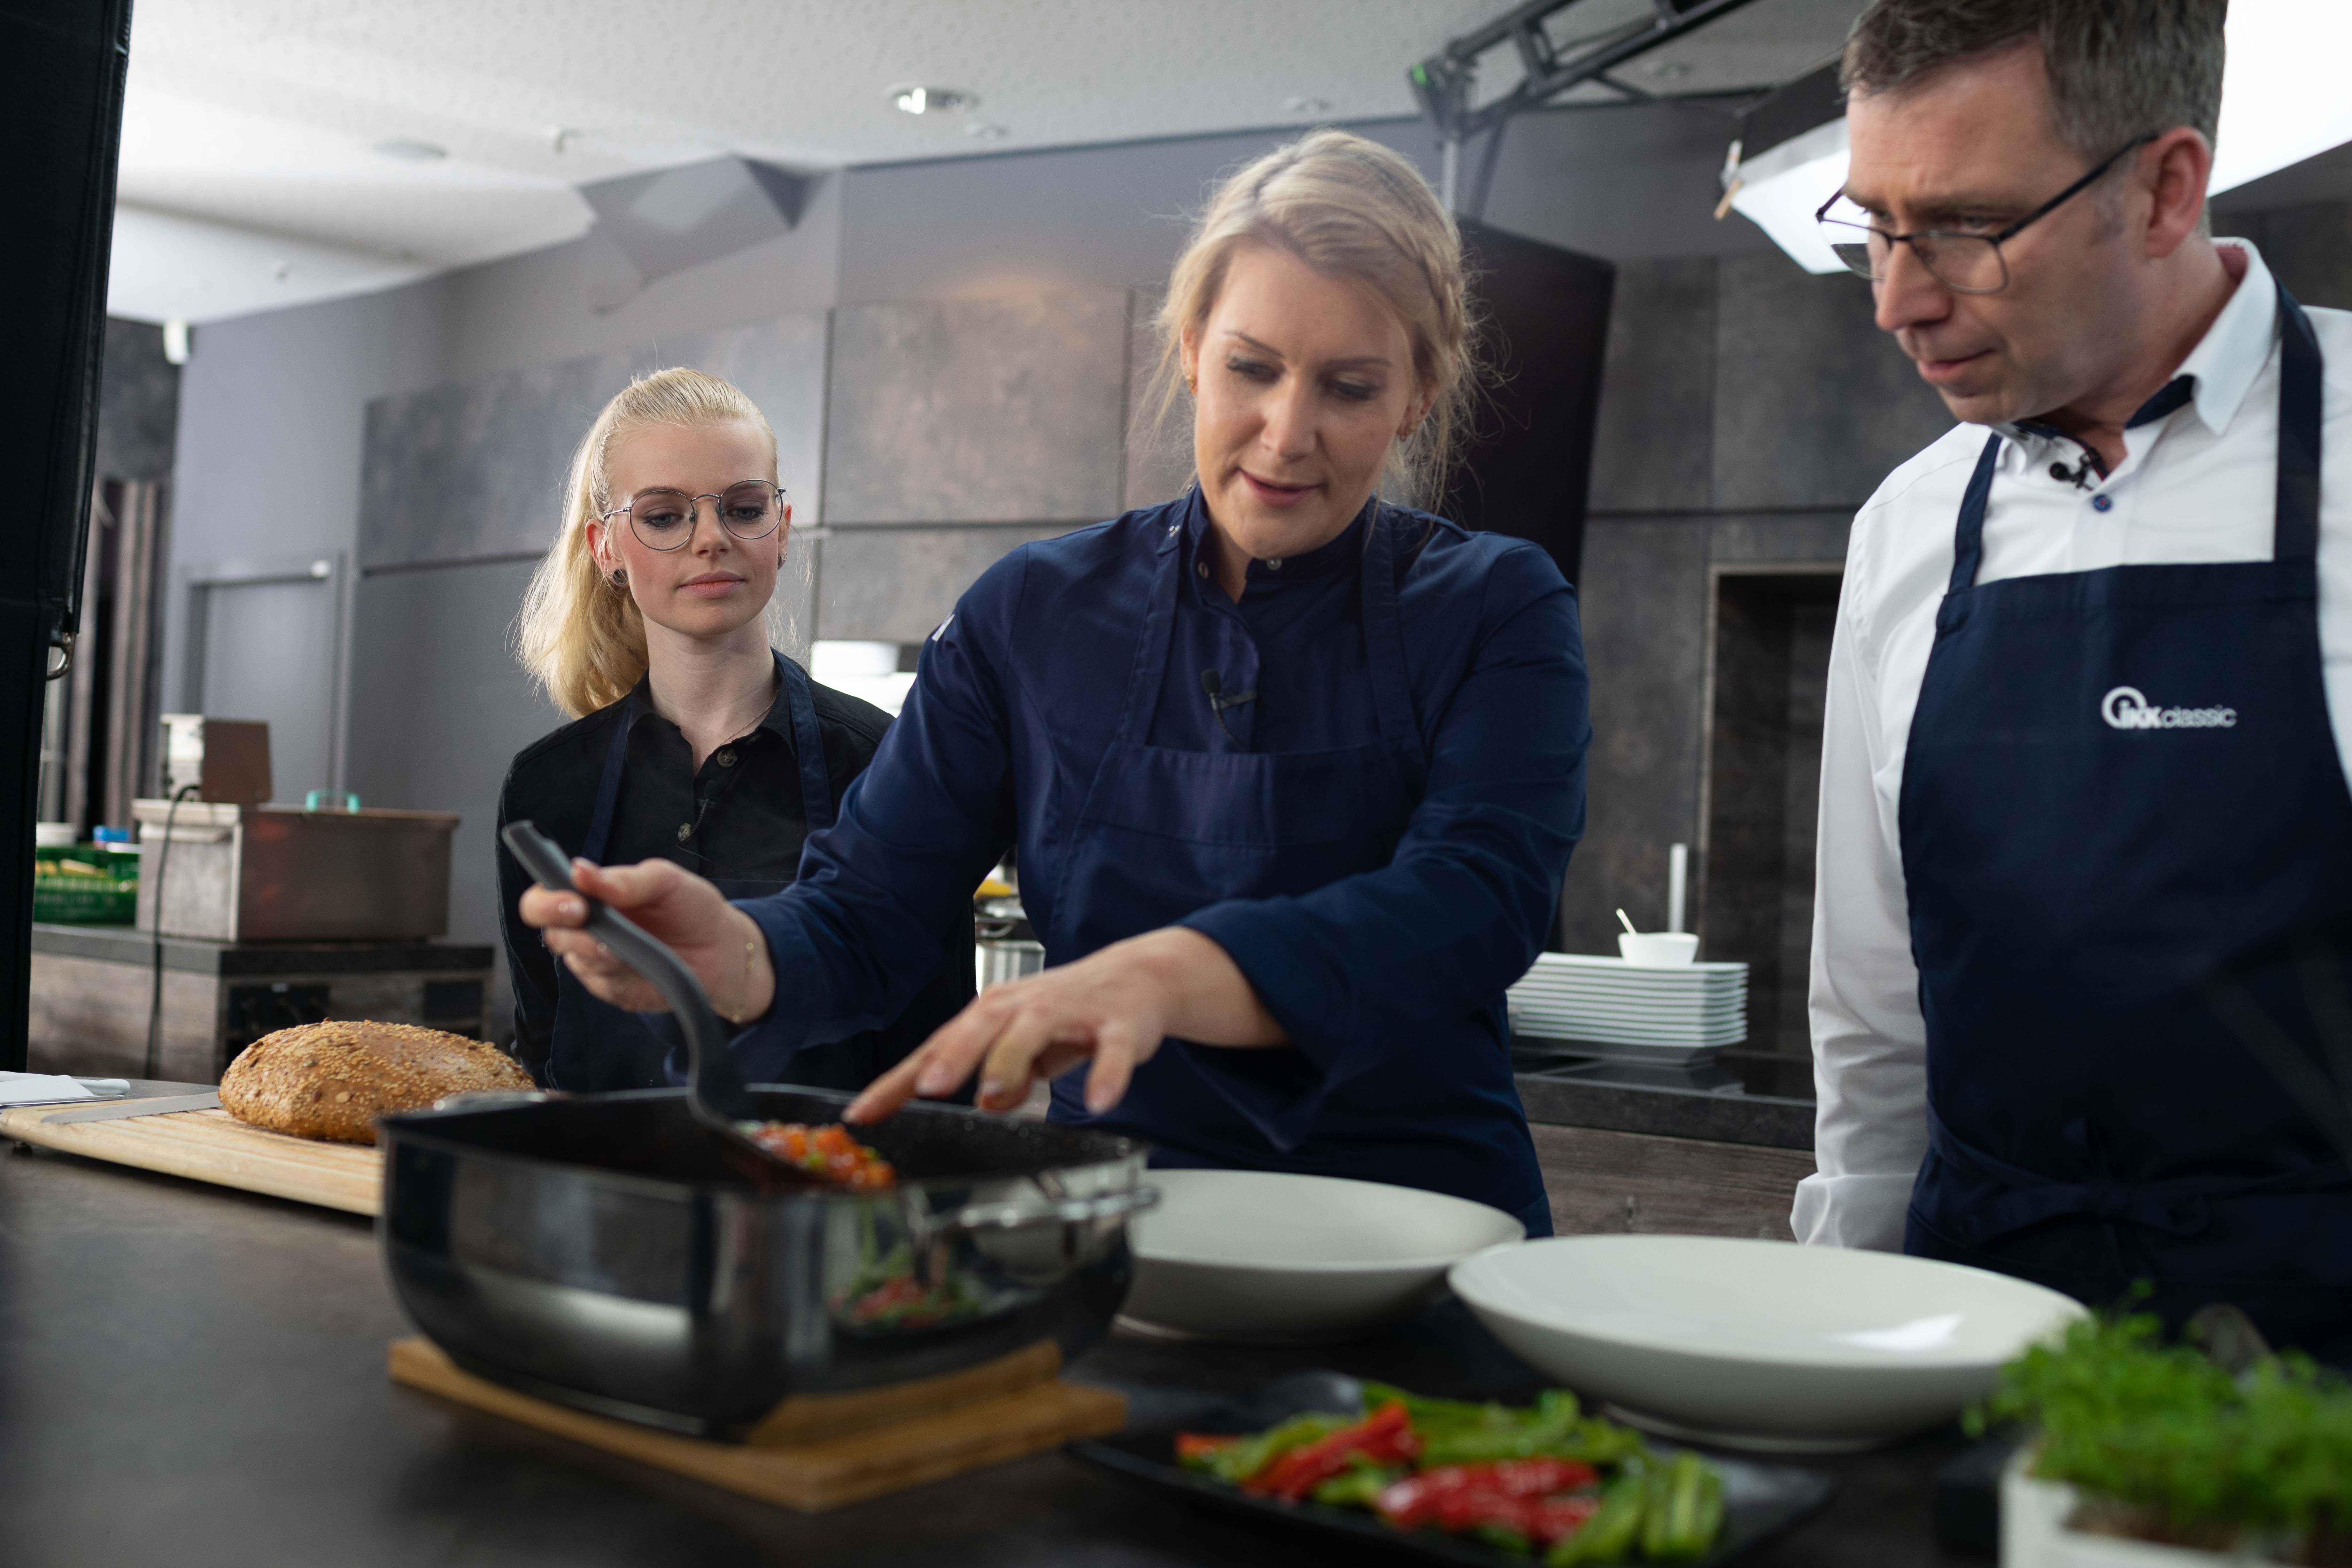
[{"left": 0, "top": 0, "right": 135, "bottom": 1072}]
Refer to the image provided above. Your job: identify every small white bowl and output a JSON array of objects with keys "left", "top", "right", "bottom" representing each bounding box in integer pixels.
[
  {"left": 1618, "top": 932, "right": 1701, "bottom": 965},
  {"left": 1449, "top": 1235, "right": 2085, "bottom": 1450},
  {"left": 1120, "top": 1170, "right": 1525, "bottom": 1344}
]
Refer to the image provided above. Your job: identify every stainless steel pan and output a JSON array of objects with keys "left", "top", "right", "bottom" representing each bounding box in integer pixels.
[
  {"left": 380, "top": 1086, "right": 1151, "bottom": 1439},
  {"left": 382, "top": 821, "right": 1154, "bottom": 1440}
]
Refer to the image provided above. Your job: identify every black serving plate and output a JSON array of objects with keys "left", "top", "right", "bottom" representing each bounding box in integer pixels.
[{"left": 1072, "top": 1371, "right": 1838, "bottom": 1567}]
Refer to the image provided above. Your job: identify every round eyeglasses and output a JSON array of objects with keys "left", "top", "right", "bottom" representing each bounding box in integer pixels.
[
  {"left": 600, "top": 482, "right": 785, "bottom": 551},
  {"left": 1815, "top": 135, "right": 2154, "bottom": 295}
]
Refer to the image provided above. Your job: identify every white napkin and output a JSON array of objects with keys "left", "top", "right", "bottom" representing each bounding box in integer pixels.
[{"left": 0, "top": 1073, "right": 132, "bottom": 1107}]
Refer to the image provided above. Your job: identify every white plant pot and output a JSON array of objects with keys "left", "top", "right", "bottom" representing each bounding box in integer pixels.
[{"left": 2001, "top": 1448, "right": 2290, "bottom": 1567}]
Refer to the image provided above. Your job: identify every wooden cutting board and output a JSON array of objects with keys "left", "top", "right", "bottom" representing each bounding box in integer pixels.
[{"left": 0, "top": 1102, "right": 380, "bottom": 1214}]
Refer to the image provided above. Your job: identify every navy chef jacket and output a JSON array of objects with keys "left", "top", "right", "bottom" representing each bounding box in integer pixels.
[{"left": 727, "top": 490, "right": 1589, "bottom": 1228}]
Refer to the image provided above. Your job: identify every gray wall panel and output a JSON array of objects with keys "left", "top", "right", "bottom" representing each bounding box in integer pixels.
[
  {"left": 360, "top": 350, "right": 631, "bottom": 569},
  {"left": 96, "top": 319, "right": 181, "bottom": 484},
  {"left": 345, "top": 557, "right": 562, "bottom": 1045},
  {"left": 2233, "top": 202, "right": 2352, "bottom": 310},
  {"left": 824, "top": 290, "right": 1130, "bottom": 527},
  {"left": 1563, "top": 510, "right": 1855, "bottom": 965},
  {"left": 1707, "top": 512, "right": 1852, "bottom": 564},
  {"left": 1711, "top": 255, "right": 1953, "bottom": 512},
  {"left": 359, "top": 313, "right": 828, "bottom": 571},
  {"left": 1567, "top": 516, "right": 1710, "bottom": 956},
  {"left": 166, "top": 279, "right": 454, "bottom": 788},
  {"left": 817, "top": 525, "right": 1076, "bottom": 644},
  {"left": 1588, "top": 258, "right": 1717, "bottom": 514}
]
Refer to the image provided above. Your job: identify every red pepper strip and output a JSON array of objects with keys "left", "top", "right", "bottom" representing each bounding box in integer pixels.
[
  {"left": 1246, "top": 1402, "right": 1420, "bottom": 1501},
  {"left": 1376, "top": 1458, "right": 1602, "bottom": 1531},
  {"left": 1525, "top": 1495, "right": 1603, "bottom": 1547},
  {"left": 1175, "top": 1433, "right": 1240, "bottom": 1462},
  {"left": 1420, "top": 1489, "right": 1600, "bottom": 1547}
]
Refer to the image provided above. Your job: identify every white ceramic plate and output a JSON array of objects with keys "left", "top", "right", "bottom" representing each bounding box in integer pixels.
[
  {"left": 1120, "top": 1170, "right": 1525, "bottom": 1345},
  {"left": 1508, "top": 1018, "right": 1750, "bottom": 1046},
  {"left": 1511, "top": 980, "right": 1749, "bottom": 999},
  {"left": 1450, "top": 1236, "right": 2086, "bottom": 1450},
  {"left": 1507, "top": 1000, "right": 1750, "bottom": 1023},
  {"left": 1524, "top": 955, "right": 1749, "bottom": 975},
  {"left": 1517, "top": 993, "right": 1750, "bottom": 1006}
]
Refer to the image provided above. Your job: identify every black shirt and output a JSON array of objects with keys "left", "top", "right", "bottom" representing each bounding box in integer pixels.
[{"left": 495, "top": 659, "right": 975, "bottom": 1087}]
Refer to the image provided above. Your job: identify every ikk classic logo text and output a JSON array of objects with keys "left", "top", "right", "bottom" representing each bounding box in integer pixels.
[{"left": 2101, "top": 686, "right": 2239, "bottom": 731}]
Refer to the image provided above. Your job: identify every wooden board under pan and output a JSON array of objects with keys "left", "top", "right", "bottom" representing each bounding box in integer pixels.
[{"left": 388, "top": 1337, "right": 1128, "bottom": 1511}]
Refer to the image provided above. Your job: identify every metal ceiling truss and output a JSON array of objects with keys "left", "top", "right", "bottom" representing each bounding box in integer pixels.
[{"left": 1409, "top": 0, "right": 1769, "bottom": 145}]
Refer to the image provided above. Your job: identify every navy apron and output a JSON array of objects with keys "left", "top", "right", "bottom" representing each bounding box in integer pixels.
[
  {"left": 547, "top": 654, "right": 836, "bottom": 1092},
  {"left": 1044, "top": 507, "right": 1551, "bottom": 1234},
  {"left": 1898, "top": 281, "right": 2352, "bottom": 1357}
]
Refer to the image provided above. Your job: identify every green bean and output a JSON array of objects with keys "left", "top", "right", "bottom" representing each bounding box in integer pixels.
[
  {"left": 1640, "top": 1452, "right": 1723, "bottom": 1561},
  {"left": 1546, "top": 1476, "right": 1645, "bottom": 1565}
]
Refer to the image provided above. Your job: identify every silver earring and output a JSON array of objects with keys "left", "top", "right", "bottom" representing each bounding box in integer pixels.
[{"left": 609, "top": 568, "right": 629, "bottom": 588}]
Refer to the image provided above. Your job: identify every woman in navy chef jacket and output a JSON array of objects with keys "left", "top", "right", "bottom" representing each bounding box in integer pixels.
[
  {"left": 521, "top": 131, "right": 1591, "bottom": 1232},
  {"left": 496, "top": 367, "right": 971, "bottom": 1091}
]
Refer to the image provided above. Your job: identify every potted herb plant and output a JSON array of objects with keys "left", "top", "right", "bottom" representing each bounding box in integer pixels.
[{"left": 1974, "top": 1311, "right": 2350, "bottom": 1566}]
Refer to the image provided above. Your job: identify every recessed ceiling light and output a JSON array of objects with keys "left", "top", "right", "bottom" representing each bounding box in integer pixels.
[
  {"left": 375, "top": 138, "right": 448, "bottom": 161},
  {"left": 890, "top": 85, "right": 976, "bottom": 116},
  {"left": 1284, "top": 96, "right": 1331, "bottom": 117}
]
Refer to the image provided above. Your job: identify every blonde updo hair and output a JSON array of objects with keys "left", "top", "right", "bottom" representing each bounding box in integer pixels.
[
  {"left": 1149, "top": 128, "right": 1477, "bottom": 511},
  {"left": 517, "top": 367, "right": 784, "bottom": 718}
]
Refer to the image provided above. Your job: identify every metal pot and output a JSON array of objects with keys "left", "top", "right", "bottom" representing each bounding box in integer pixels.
[{"left": 379, "top": 1085, "right": 1153, "bottom": 1440}]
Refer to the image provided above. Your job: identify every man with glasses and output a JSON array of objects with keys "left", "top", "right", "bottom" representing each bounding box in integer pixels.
[{"left": 1798, "top": 0, "right": 2352, "bottom": 1359}]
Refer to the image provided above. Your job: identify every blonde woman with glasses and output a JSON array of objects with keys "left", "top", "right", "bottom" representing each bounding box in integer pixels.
[
  {"left": 522, "top": 135, "right": 1589, "bottom": 1233},
  {"left": 498, "top": 367, "right": 970, "bottom": 1091}
]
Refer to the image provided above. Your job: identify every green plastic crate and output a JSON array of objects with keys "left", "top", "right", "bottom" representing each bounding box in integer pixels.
[{"left": 34, "top": 854, "right": 138, "bottom": 924}]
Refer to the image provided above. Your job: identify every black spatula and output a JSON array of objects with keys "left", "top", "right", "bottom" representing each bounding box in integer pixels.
[{"left": 501, "top": 819, "right": 816, "bottom": 1192}]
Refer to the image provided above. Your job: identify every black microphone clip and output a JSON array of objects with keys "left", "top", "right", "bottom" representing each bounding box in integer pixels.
[
  {"left": 1200, "top": 669, "right": 1257, "bottom": 743},
  {"left": 2049, "top": 456, "right": 2098, "bottom": 492}
]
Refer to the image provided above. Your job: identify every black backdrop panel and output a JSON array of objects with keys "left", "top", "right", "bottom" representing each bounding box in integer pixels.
[
  {"left": 1444, "top": 219, "right": 1617, "bottom": 589},
  {"left": 0, "top": 0, "right": 134, "bottom": 1071}
]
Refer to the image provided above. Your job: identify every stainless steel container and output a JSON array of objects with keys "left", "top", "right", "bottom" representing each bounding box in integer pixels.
[
  {"left": 133, "top": 799, "right": 459, "bottom": 941},
  {"left": 978, "top": 939, "right": 1047, "bottom": 991},
  {"left": 379, "top": 1086, "right": 1151, "bottom": 1439}
]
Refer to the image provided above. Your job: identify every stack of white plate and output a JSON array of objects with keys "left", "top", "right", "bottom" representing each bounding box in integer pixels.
[{"left": 1506, "top": 952, "right": 1748, "bottom": 1059}]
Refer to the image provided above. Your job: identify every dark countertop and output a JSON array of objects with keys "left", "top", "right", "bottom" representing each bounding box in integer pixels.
[
  {"left": 1, "top": 1095, "right": 1977, "bottom": 1568},
  {"left": 1513, "top": 1046, "right": 1816, "bottom": 1151},
  {"left": 30, "top": 921, "right": 492, "bottom": 974}
]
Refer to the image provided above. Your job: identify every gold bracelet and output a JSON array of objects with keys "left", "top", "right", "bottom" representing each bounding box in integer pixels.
[{"left": 719, "top": 923, "right": 762, "bottom": 1026}]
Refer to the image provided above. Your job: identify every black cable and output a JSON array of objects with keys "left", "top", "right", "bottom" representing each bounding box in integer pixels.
[{"left": 143, "top": 783, "right": 200, "bottom": 1082}]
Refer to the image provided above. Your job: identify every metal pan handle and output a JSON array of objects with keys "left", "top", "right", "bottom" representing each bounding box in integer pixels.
[{"left": 930, "top": 1184, "right": 1159, "bottom": 1238}]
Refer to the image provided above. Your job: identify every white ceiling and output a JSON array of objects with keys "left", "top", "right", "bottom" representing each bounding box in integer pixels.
[{"left": 112, "top": 0, "right": 1867, "bottom": 322}]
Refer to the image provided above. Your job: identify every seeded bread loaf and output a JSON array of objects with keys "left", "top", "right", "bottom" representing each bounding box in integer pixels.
[{"left": 218, "top": 1020, "right": 532, "bottom": 1144}]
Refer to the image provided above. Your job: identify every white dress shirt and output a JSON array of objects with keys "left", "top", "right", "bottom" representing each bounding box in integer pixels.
[{"left": 1795, "top": 241, "right": 2352, "bottom": 1251}]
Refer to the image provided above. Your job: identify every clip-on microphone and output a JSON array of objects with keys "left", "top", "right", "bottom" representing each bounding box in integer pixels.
[
  {"left": 1200, "top": 669, "right": 1257, "bottom": 744},
  {"left": 2049, "top": 453, "right": 2100, "bottom": 491}
]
